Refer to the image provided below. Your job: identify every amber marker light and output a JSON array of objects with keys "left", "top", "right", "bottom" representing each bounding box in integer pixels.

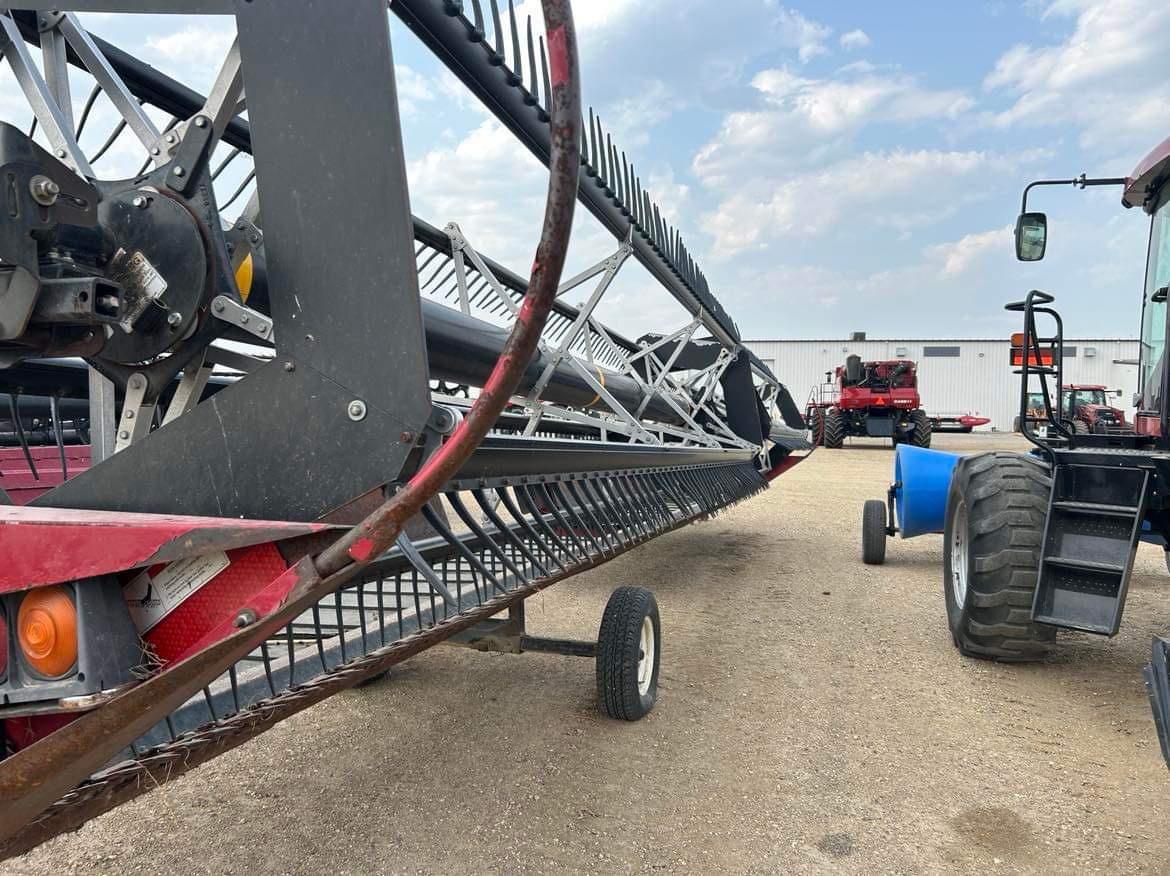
[{"left": 17, "top": 586, "right": 78, "bottom": 678}]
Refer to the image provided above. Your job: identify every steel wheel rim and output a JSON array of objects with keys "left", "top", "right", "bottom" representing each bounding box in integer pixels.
[
  {"left": 637, "top": 615, "right": 654, "bottom": 695},
  {"left": 950, "top": 501, "right": 969, "bottom": 608}
]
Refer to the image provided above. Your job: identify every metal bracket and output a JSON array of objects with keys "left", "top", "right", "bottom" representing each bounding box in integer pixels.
[
  {"left": 113, "top": 372, "right": 154, "bottom": 453},
  {"left": 210, "top": 294, "right": 273, "bottom": 341}
]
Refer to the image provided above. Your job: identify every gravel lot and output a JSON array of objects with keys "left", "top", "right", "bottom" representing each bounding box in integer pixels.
[{"left": 8, "top": 432, "right": 1170, "bottom": 874}]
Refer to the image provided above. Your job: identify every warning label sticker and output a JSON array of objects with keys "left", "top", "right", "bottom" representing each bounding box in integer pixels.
[{"left": 123, "top": 551, "right": 230, "bottom": 633}]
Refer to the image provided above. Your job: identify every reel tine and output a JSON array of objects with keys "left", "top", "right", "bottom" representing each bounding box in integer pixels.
[
  {"left": 49, "top": 395, "right": 67, "bottom": 481},
  {"left": 8, "top": 393, "right": 38, "bottom": 480}
]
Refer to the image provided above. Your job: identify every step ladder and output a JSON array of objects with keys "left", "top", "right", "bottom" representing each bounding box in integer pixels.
[{"left": 1034, "top": 458, "right": 1149, "bottom": 635}]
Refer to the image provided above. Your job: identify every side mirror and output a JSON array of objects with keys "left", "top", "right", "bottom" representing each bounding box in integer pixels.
[
  {"left": 1115, "top": 389, "right": 1124, "bottom": 397},
  {"left": 1015, "top": 212, "right": 1047, "bottom": 261}
]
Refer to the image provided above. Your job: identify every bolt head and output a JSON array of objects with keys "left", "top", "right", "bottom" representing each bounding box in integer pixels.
[
  {"left": 118, "top": 430, "right": 129, "bottom": 440},
  {"left": 399, "top": 430, "right": 414, "bottom": 443},
  {"left": 29, "top": 175, "right": 60, "bottom": 207},
  {"left": 172, "top": 165, "right": 185, "bottom": 177},
  {"left": 233, "top": 608, "right": 256, "bottom": 628},
  {"left": 167, "top": 311, "right": 183, "bottom": 327},
  {"left": 194, "top": 116, "right": 207, "bottom": 128},
  {"left": 258, "top": 323, "right": 269, "bottom": 335},
  {"left": 55, "top": 148, "right": 66, "bottom": 159},
  {"left": 283, "top": 361, "right": 296, "bottom": 373},
  {"left": 165, "top": 133, "right": 176, "bottom": 143},
  {"left": 131, "top": 195, "right": 148, "bottom": 209},
  {"left": 239, "top": 313, "right": 249, "bottom": 324},
  {"left": 124, "top": 410, "right": 134, "bottom": 420},
  {"left": 213, "top": 299, "right": 226, "bottom": 313},
  {"left": 348, "top": 400, "right": 368, "bottom": 422}
]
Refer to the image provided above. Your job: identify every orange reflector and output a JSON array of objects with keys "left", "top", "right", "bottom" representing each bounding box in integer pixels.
[
  {"left": 1010, "top": 332, "right": 1025, "bottom": 346},
  {"left": 17, "top": 585, "right": 78, "bottom": 678},
  {"left": 1010, "top": 349, "right": 1053, "bottom": 367}
]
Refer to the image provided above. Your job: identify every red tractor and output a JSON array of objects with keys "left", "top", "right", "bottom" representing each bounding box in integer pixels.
[
  {"left": 805, "top": 355, "right": 931, "bottom": 448},
  {"left": 1061, "top": 384, "right": 1131, "bottom": 434}
]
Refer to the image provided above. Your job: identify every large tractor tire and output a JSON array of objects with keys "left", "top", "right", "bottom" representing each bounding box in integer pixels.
[
  {"left": 823, "top": 408, "right": 845, "bottom": 449},
  {"left": 806, "top": 407, "right": 824, "bottom": 446},
  {"left": 943, "top": 452, "right": 1055, "bottom": 662},
  {"left": 1072, "top": 419, "right": 1088, "bottom": 434},
  {"left": 910, "top": 410, "right": 932, "bottom": 448}
]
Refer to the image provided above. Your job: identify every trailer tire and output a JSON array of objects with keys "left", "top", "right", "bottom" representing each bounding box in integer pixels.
[
  {"left": 597, "top": 586, "right": 660, "bottom": 721},
  {"left": 862, "top": 499, "right": 887, "bottom": 565},
  {"left": 823, "top": 408, "right": 845, "bottom": 449},
  {"left": 910, "top": 410, "right": 932, "bottom": 448},
  {"left": 943, "top": 452, "right": 1055, "bottom": 662}
]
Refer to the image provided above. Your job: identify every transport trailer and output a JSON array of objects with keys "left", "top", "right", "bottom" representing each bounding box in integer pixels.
[
  {"left": 0, "top": 1, "right": 806, "bottom": 856},
  {"left": 929, "top": 413, "right": 990, "bottom": 433},
  {"left": 805, "top": 355, "right": 931, "bottom": 448},
  {"left": 860, "top": 136, "right": 1170, "bottom": 768}
]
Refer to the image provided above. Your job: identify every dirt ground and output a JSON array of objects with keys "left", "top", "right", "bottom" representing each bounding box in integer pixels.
[{"left": 8, "top": 432, "right": 1170, "bottom": 874}]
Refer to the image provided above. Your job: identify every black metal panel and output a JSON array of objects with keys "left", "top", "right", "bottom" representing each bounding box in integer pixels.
[
  {"left": 450, "top": 436, "right": 751, "bottom": 485},
  {"left": 234, "top": 0, "right": 431, "bottom": 435},
  {"left": 718, "top": 352, "right": 766, "bottom": 446},
  {"left": 34, "top": 358, "right": 417, "bottom": 519}
]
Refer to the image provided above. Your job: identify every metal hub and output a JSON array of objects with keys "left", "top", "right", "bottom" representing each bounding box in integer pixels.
[
  {"left": 637, "top": 614, "right": 655, "bottom": 696},
  {"left": 949, "top": 500, "right": 969, "bottom": 608}
]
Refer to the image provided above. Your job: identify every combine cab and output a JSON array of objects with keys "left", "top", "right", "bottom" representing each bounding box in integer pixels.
[{"left": 806, "top": 355, "right": 930, "bottom": 448}]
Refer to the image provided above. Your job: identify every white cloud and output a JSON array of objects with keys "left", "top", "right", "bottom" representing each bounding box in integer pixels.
[
  {"left": 925, "top": 225, "right": 1013, "bottom": 277},
  {"left": 983, "top": 0, "right": 1170, "bottom": 157},
  {"left": 144, "top": 24, "right": 234, "bottom": 67},
  {"left": 839, "top": 29, "right": 871, "bottom": 51},
  {"left": 771, "top": 5, "right": 833, "bottom": 63},
  {"left": 700, "top": 149, "right": 1012, "bottom": 255},
  {"left": 693, "top": 67, "right": 974, "bottom": 185}
]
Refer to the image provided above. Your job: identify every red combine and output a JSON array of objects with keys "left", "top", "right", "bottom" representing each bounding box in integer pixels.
[{"left": 805, "top": 355, "right": 931, "bottom": 448}]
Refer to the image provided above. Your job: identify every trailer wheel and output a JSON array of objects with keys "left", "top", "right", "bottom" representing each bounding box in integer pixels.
[
  {"left": 943, "top": 452, "right": 1055, "bottom": 661},
  {"left": 823, "top": 408, "right": 845, "bottom": 449},
  {"left": 910, "top": 410, "right": 932, "bottom": 447},
  {"left": 597, "top": 586, "right": 660, "bottom": 720},
  {"left": 862, "top": 499, "right": 887, "bottom": 565}
]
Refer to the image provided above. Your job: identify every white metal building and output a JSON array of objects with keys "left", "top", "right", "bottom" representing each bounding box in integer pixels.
[{"left": 745, "top": 338, "right": 1140, "bottom": 432}]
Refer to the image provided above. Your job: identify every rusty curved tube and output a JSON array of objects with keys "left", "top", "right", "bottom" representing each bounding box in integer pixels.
[{"left": 316, "top": 0, "right": 581, "bottom": 577}]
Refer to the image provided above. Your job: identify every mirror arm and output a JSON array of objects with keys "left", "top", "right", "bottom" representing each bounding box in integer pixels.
[{"left": 1021, "top": 174, "right": 1127, "bottom": 212}]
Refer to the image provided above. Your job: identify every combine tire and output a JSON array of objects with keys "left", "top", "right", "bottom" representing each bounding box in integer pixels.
[
  {"left": 823, "top": 408, "right": 845, "bottom": 449},
  {"left": 943, "top": 452, "right": 1055, "bottom": 662},
  {"left": 806, "top": 407, "right": 824, "bottom": 446},
  {"left": 910, "top": 410, "right": 932, "bottom": 447},
  {"left": 862, "top": 499, "right": 887, "bottom": 565},
  {"left": 597, "top": 586, "right": 660, "bottom": 720}
]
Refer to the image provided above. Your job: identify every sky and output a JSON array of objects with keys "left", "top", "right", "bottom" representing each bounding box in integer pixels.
[{"left": 8, "top": 0, "right": 1170, "bottom": 342}]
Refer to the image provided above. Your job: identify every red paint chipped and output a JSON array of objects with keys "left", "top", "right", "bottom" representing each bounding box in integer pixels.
[
  {"left": 348, "top": 537, "right": 377, "bottom": 562},
  {"left": 547, "top": 25, "right": 569, "bottom": 87}
]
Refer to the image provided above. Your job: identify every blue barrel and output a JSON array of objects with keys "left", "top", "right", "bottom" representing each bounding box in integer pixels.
[{"left": 894, "top": 445, "right": 962, "bottom": 538}]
